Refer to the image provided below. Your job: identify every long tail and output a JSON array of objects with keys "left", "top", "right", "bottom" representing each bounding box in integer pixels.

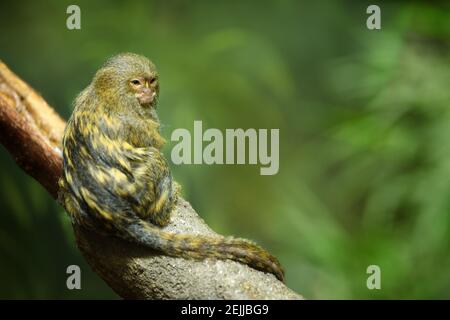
[{"left": 117, "top": 218, "right": 285, "bottom": 282}]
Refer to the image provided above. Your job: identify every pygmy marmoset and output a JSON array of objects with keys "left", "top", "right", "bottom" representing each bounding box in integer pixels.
[{"left": 58, "top": 53, "right": 284, "bottom": 281}]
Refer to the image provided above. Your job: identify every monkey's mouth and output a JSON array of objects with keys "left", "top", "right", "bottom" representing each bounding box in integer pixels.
[{"left": 136, "top": 90, "right": 156, "bottom": 106}]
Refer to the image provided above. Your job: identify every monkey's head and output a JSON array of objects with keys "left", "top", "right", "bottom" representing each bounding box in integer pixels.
[{"left": 92, "top": 53, "right": 160, "bottom": 114}]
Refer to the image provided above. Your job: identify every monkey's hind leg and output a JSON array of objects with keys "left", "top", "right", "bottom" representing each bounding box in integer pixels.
[{"left": 148, "top": 175, "right": 176, "bottom": 227}]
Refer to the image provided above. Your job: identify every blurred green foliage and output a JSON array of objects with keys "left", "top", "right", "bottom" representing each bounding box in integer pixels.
[{"left": 0, "top": 0, "right": 449, "bottom": 299}]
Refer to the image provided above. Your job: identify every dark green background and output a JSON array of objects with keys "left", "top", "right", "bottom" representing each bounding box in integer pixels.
[{"left": 0, "top": 0, "right": 449, "bottom": 299}]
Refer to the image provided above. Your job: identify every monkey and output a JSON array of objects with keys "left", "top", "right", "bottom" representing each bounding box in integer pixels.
[{"left": 58, "top": 53, "right": 284, "bottom": 282}]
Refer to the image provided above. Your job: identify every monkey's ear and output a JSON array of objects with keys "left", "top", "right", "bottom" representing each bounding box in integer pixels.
[{"left": 93, "top": 67, "right": 116, "bottom": 90}]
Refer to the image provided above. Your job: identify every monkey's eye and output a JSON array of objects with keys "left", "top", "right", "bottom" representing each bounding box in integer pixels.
[
  {"left": 149, "top": 77, "right": 157, "bottom": 85},
  {"left": 130, "top": 79, "right": 142, "bottom": 86}
]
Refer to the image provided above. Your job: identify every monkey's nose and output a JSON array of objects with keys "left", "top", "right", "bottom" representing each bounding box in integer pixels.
[{"left": 136, "top": 89, "right": 156, "bottom": 106}]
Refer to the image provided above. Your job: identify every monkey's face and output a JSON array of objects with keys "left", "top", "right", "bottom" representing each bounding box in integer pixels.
[
  {"left": 128, "top": 75, "right": 159, "bottom": 107},
  {"left": 93, "top": 53, "right": 160, "bottom": 112}
]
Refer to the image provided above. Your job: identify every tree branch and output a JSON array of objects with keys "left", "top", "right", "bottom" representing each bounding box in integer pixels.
[{"left": 0, "top": 60, "right": 302, "bottom": 299}]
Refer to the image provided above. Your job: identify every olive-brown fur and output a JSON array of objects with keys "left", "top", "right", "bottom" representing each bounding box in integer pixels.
[{"left": 58, "top": 53, "right": 284, "bottom": 282}]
